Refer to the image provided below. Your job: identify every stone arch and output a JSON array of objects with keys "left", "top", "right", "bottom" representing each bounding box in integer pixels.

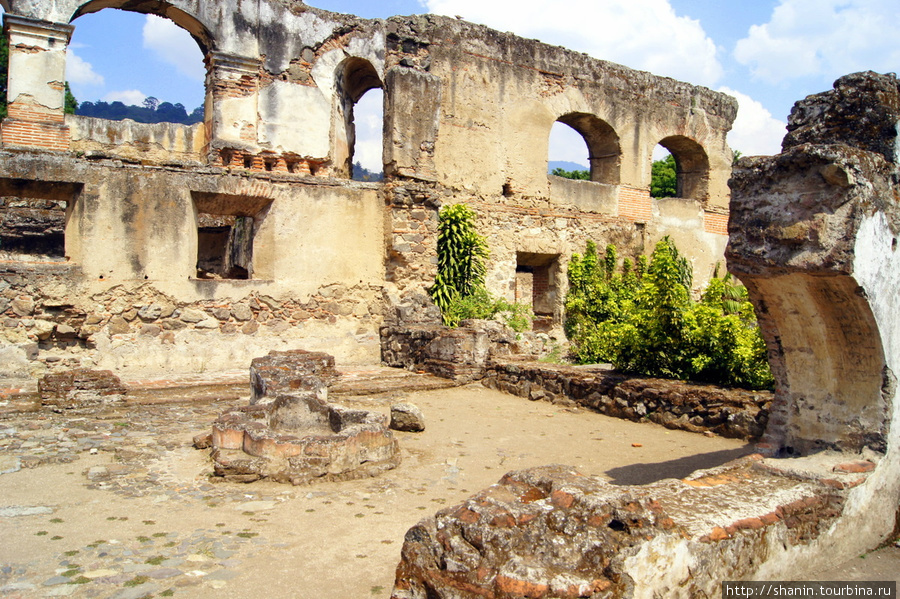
[
  {"left": 554, "top": 112, "right": 620, "bottom": 184},
  {"left": 334, "top": 56, "right": 384, "bottom": 178},
  {"left": 0, "top": 2, "right": 10, "bottom": 13},
  {"left": 747, "top": 274, "right": 889, "bottom": 455},
  {"left": 69, "top": 0, "right": 213, "bottom": 54},
  {"left": 657, "top": 135, "right": 709, "bottom": 200}
]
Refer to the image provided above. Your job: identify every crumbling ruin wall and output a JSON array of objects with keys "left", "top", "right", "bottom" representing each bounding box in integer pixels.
[
  {"left": 0, "top": 150, "right": 385, "bottom": 378},
  {"left": 1, "top": 1, "right": 736, "bottom": 377},
  {"left": 390, "top": 72, "right": 900, "bottom": 598}
]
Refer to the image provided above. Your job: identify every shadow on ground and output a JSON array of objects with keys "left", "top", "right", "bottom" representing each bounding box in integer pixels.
[{"left": 605, "top": 446, "right": 755, "bottom": 485}]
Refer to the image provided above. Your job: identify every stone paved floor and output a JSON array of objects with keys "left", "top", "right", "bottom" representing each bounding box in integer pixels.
[{"left": 0, "top": 368, "right": 895, "bottom": 598}]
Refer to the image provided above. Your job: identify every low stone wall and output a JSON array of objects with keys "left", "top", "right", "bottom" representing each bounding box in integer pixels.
[
  {"left": 484, "top": 361, "right": 772, "bottom": 440},
  {"left": 67, "top": 116, "right": 205, "bottom": 167},
  {"left": 381, "top": 321, "right": 543, "bottom": 383},
  {"left": 391, "top": 455, "right": 867, "bottom": 599},
  {"left": 382, "top": 322, "right": 771, "bottom": 440},
  {"left": 1, "top": 260, "right": 382, "bottom": 378}
]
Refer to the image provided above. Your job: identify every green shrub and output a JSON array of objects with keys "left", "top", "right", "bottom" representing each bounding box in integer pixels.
[
  {"left": 443, "top": 288, "right": 532, "bottom": 332},
  {"left": 429, "top": 204, "right": 489, "bottom": 320},
  {"left": 565, "top": 238, "right": 773, "bottom": 390}
]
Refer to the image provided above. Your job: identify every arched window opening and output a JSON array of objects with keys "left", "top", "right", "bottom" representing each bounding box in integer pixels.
[
  {"left": 656, "top": 136, "right": 710, "bottom": 200},
  {"left": 549, "top": 113, "right": 620, "bottom": 184},
  {"left": 66, "top": 7, "right": 206, "bottom": 126},
  {"left": 352, "top": 88, "right": 384, "bottom": 181},
  {"left": 335, "top": 57, "right": 383, "bottom": 180},
  {"left": 548, "top": 121, "right": 590, "bottom": 179}
]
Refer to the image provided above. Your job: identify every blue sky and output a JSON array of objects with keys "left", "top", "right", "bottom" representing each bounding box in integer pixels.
[{"left": 54, "top": 0, "right": 900, "bottom": 170}]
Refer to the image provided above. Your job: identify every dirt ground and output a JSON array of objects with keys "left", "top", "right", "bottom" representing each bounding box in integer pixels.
[{"left": 1, "top": 374, "right": 897, "bottom": 598}]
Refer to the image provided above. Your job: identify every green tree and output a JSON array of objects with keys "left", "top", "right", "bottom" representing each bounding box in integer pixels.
[
  {"left": 64, "top": 83, "right": 78, "bottom": 115},
  {"left": 551, "top": 167, "right": 590, "bottom": 180},
  {"left": 650, "top": 154, "right": 677, "bottom": 198}
]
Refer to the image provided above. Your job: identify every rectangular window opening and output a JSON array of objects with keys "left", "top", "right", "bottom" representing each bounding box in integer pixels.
[
  {"left": 516, "top": 252, "right": 561, "bottom": 333},
  {"left": 0, "top": 179, "right": 81, "bottom": 263},
  {"left": 191, "top": 192, "right": 272, "bottom": 281}
]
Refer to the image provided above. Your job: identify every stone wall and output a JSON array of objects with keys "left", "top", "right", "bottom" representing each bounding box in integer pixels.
[
  {"left": 2, "top": 2, "right": 735, "bottom": 376},
  {"left": 382, "top": 321, "right": 770, "bottom": 440},
  {"left": 1, "top": 259, "right": 382, "bottom": 378},
  {"left": 0, "top": 151, "right": 385, "bottom": 378},
  {"left": 484, "top": 362, "right": 771, "bottom": 440}
]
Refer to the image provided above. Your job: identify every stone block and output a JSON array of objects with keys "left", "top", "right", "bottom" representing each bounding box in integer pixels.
[
  {"left": 390, "top": 402, "right": 425, "bottom": 432},
  {"left": 38, "top": 368, "right": 127, "bottom": 409},
  {"left": 209, "top": 350, "right": 398, "bottom": 485},
  {"left": 249, "top": 349, "right": 339, "bottom": 405}
]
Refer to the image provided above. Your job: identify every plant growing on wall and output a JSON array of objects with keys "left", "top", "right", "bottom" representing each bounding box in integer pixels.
[
  {"left": 430, "top": 204, "right": 531, "bottom": 331},
  {"left": 430, "top": 204, "right": 489, "bottom": 317},
  {"left": 565, "top": 237, "right": 773, "bottom": 390}
]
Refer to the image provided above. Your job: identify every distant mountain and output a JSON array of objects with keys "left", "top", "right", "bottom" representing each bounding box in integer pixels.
[{"left": 548, "top": 160, "right": 589, "bottom": 173}]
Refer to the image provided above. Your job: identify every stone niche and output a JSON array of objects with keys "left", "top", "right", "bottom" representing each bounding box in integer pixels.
[{"left": 209, "top": 350, "right": 400, "bottom": 484}]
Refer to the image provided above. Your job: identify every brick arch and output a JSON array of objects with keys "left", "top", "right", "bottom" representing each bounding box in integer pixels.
[
  {"left": 555, "top": 112, "right": 621, "bottom": 185},
  {"left": 69, "top": 0, "right": 213, "bottom": 54},
  {"left": 657, "top": 135, "right": 709, "bottom": 201},
  {"left": 339, "top": 56, "right": 383, "bottom": 103},
  {"left": 0, "top": 2, "right": 10, "bottom": 13}
]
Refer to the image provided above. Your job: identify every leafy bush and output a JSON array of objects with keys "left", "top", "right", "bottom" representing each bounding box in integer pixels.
[
  {"left": 565, "top": 238, "right": 773, "bottom": 390},
  {"left": 430, "top": 204, "right": 489, "bottom": 318},
  {"left": 430, "top": 204, "right": 531, "bottom": 331}
]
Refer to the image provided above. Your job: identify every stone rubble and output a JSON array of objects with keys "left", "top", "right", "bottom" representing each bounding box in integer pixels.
[
  {"left": 209, "top": 350, "right": 401, "bottom": 485},
  {"left": 390, "top": 403, "right": 426, "bottom": 432}
]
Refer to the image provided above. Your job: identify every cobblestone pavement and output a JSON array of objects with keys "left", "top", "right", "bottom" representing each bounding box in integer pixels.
[{"left": 0, "top": 395, "right": 291, "bottom": 598}]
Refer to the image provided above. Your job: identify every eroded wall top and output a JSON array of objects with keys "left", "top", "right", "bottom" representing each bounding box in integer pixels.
[{"left": 2, "top": 0, "right": 737, "bottom": 206}]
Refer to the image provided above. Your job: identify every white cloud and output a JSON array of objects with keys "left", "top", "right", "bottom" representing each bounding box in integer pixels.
[
  {"left": 549, "top": 123, "right": 589, "bottom": 168},
  {"left": 734, "top": 0, "right": 900, "bottom": 85},
  {"left": 103, "top": 89, "right": 148, "bottom": 105},
  {"left": 65, "top": 49, "right": 104, "bottom": 86},
  {"left": 353, "top": 89, "right": 384, "bottom": 172},
  {"left": 424, "top": 0, "right": 723, "bottom": 87},
  {"left": 142, "top": 15, "right": 206, "bottom": 82},
  {"left": 718, "top": 87, "right": 786, "bottom": 157}
]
